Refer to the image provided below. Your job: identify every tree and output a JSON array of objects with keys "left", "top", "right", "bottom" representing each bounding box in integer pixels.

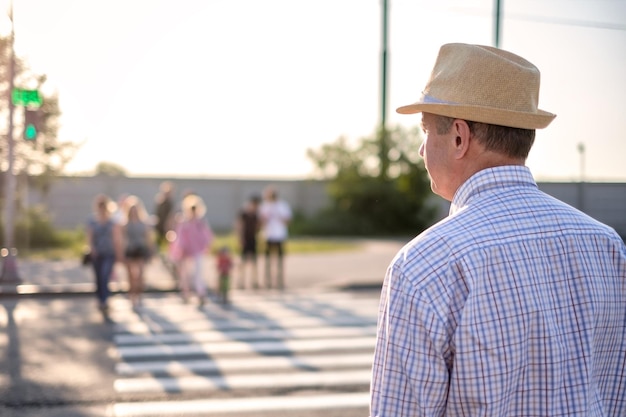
[
  {"left": 95, "top": 161, "right": 127, "bottom": 177},
  {"left": 0, "top": 35, "right": 80, "bottom": 198},
  {"left": 304, "top": 124, "right": 437, "bottom": 236}
]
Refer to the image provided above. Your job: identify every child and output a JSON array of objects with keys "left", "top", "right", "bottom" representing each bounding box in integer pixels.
[{"left": 216, "top": 246, "right": 234, "bottom": 304}]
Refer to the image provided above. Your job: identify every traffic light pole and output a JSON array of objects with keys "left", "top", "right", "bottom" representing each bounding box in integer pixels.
[{"left": 2, "top": 1, "right": 21, "bottom": 283}]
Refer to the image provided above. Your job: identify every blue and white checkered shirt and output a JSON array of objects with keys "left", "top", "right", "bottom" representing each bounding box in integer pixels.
[{"left": 371, "top": 166, "right": 626, "bottom": 417}]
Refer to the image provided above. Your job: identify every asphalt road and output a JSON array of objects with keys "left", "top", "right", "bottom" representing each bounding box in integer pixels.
[
  {"left": 0, "top": 296, "right": 116, "bottom": 417},
  {"left": 0, "top": 238, "right": 406, "bottom": 417}
]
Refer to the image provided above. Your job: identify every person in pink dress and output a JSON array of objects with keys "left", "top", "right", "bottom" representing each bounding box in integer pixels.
[{"left": 170, "top": 194, "right": 214, "bottom": 306}]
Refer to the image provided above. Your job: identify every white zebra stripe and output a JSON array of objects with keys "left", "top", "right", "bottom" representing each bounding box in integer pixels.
[
  {"left": 115, "top": 335, "right": 375, "bottom": 359},
  {"left": 115, "top": 369, "right": 372, "bottom": 393},
  {"left": 116, "top": 351, "right": 374, "bottom": 376},
  {"left": 115, "top": 323, "right": 377, "bottom": 345},
  {"left": 112, "top": 392, "right": 369, "bottom": 416}
]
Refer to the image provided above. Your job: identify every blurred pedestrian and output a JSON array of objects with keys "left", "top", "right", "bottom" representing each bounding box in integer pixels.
[
  {"left": 259, "top": 186, "right": 292, "bottom": 289},
  {"left": 216, "top": 246, "right": 234, "bottom": 304},
  {"left": 110, "top": 193, "right": 130, "bottom": 283},
  {"left": 112, "top": 193, "right": 130, "bottom": 225},
  {"left": 86, "top": 194, "right": 123, "bottom": 316},
  {"left": 154, "top": 181, "right": 175, "bottom": 250},
  {"left": 122, "top": 195, "right": 155, "bottom": 309},
  {"left": 154, "top": 181, "right": 179, "bottom": 281},
  {"left": 170, "top": 194, "right": 214, "bottom": 306},
  {"left": 234, "top": 194, "right": 261, "bottom": 289}
]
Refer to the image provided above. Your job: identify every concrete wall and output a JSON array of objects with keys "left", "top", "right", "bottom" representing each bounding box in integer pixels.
[
  {"left": 26, "top": 175, "right": 626, "bottom": 238},
  {"left": 538, "top": 182, "right": 626, "bottom": 237},
  {"left": 27, "top": 175, "right": 330, "bottom": 233},
  {"left": 428, "top": 182, "right": 626, "bottom": 238}
]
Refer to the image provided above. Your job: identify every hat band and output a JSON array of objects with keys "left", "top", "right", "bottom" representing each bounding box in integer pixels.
[{"left": 421, "top": 93, "right": 457, "bottom": 105}]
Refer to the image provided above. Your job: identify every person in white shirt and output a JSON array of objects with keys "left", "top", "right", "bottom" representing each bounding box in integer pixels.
[{"left": 258, "top": 186, "right": 292, "bottom": 289}]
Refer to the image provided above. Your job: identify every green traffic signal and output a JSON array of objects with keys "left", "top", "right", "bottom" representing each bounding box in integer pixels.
[
  {"left": 25, "top": 123, "right": 37, "bottom": 140},
  {"left": 23, "top": 109, "right": 41, "bottom": 141}
]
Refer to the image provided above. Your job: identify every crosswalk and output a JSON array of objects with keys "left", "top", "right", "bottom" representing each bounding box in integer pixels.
[{"left": 108, "top": 290, "right": 380, "bottom": 416}]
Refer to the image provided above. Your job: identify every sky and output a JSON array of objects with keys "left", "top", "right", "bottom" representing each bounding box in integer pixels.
[{"left": 4, "top": 0, "right": 626, "bottom": 181}]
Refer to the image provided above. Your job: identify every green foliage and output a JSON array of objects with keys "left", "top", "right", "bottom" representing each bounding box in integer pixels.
[
  {"left": 94, "top": 161, "right": 128, "bottom": 177},
  {"left": 24, "top": 92, "right": 81, "bottom": 179},
  {"left": 0, "top": 206, "right": 77, "bottom": 249},
  {"left": 304, "top": 125, "right": 437, "bottom": 236},
  {"left": 0, "top": 35, "right": 80, "bottom": 204}
]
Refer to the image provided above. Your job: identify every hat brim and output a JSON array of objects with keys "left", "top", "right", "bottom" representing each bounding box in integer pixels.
[{"left": 396, "top": 102, "right": 556, "bottom": 130}]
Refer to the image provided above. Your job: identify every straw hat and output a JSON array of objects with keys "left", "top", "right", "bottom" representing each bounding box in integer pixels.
[
  {"left": 397, "top": 43, "right": 556, "bottom": 129},
  {"left": 181, "top": 194, "right": 206, "bottom": 219}
]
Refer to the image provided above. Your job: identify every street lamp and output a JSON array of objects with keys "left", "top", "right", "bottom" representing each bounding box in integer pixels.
[{"left": 577, "top": 142, "right": 585, "bottom": 182}]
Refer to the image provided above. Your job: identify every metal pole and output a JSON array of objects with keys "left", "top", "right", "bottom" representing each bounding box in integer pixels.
[
  {"left": 379, "top": 0, "right": 389, "bottom": 180},
  {"left": 381, "top": 0, "right": 388, "bottom": 131},
  {"left": 2, "top": 0, "right": 21, "bottom": 283},
  {"left": 577, "top": 143, "right": 585, "bottom": 212},
  {"left": 494, "top": 0, "right": 502, "bottom": 48}
]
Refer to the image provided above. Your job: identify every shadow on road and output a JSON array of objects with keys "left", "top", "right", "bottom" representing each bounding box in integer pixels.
[{"left": 0, "top": 298, "right": 116, "bottom": 416}]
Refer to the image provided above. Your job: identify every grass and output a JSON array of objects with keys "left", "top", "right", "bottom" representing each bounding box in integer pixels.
[
  {"left": 212, "top": 234, "right": 360, "bottom": 255},
  {"left": 283, "top": 237, "right": 361, "bottom": 254},
  {"left": 19, "top": 234, "right": 361, "bottom": 261}
]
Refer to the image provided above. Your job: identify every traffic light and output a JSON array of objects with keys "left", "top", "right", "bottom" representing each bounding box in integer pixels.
[{"left": 23, "top": 109, "right": 42, "bottom": 141}]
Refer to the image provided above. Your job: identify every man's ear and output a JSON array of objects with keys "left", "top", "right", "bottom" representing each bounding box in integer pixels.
[{"left": 451, "top": 119, "right": 472, "bottom": 160}]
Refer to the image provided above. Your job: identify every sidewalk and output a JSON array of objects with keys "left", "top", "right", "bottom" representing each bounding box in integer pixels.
[{"left": 0, "top": 238, "right": 407, "bottom": 296}]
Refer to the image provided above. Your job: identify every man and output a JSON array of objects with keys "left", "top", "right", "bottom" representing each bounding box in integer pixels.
[
  {"left": 370, "top": 43, "right": 626, "bottom": 416},
  {"left": 153, "top": 181, "right": 178, "bottom": 280},
  {"left": 154, "top": 181, "right": 175, "bottom": 249},
  {"left": 259, "top": 186, "right": 292, "bottom": 289},
  {"left": 235, "top": 194, "right": 262, "bottom": 289}
]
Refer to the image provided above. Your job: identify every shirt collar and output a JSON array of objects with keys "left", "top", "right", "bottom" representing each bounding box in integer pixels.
[{"left": 449, "top": 166, "right": 538, "bottom": 215}]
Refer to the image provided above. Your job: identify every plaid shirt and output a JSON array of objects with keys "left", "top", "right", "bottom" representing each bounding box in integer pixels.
[{"left": 371, "top": 166, "right": 626, "bottom": 417}]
